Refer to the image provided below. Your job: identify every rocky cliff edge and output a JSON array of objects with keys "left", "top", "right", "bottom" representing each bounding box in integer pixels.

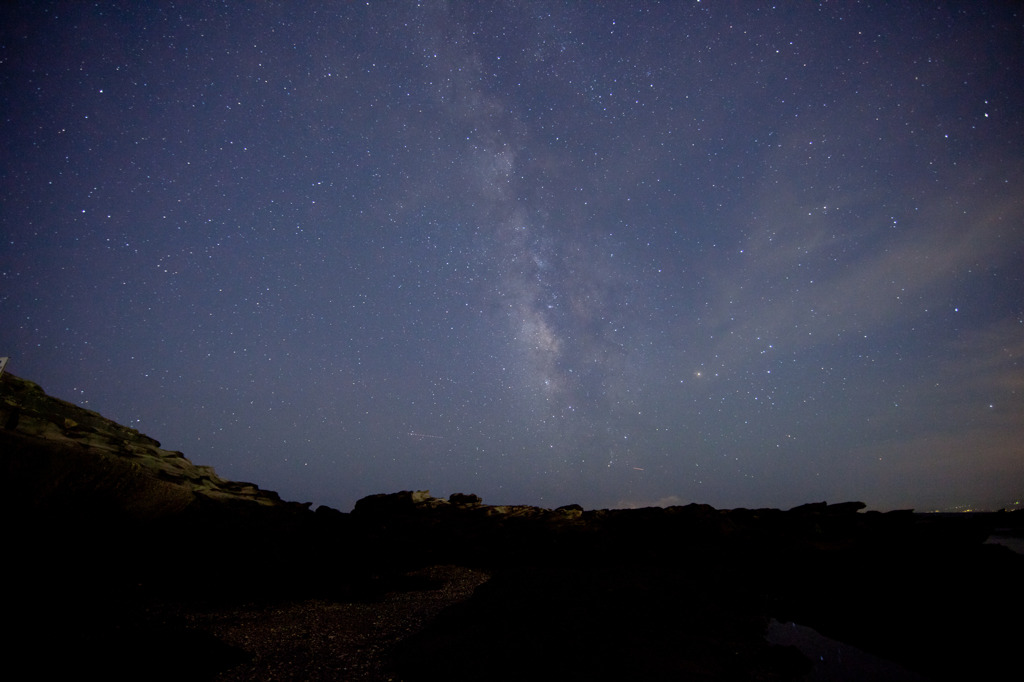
[{"left": 0, "top": 371, "right": 302, "bottom": 521}]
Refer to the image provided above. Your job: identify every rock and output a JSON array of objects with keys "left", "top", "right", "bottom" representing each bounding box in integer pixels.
[
  {"left": 788, "top": 501, "right": 828, "bottom": 513},
  {"left": 827, "top": 500, "right": 867, "bottom": 514},
  {"left": 352, "top": 489, "right": 444, "bottom": 516},
  {"left": 4, "top": 369, "right": 1022, "bottom": 682},
  {"left": 555, "top": 503, "right": 584, "bottom": 519},
  {"left": 449, "top": 492, "right": 482, "bottom": 507},
  {"left": 0, "top": 372, "right": 295, "bottom": 518}
]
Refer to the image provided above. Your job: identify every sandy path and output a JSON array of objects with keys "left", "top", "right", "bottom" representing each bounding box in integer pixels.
[{"left": 174, "top": 565, "right": 490, "bottom": 681}]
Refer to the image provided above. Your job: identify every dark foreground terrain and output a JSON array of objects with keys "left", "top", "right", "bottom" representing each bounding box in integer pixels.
[{"left": 3, "top": 371, "right": 1022, "bottom": 680}]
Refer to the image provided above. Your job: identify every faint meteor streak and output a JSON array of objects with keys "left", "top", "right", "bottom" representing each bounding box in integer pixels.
[{"left": 408, "top": 431, "right": 444, "bottom": 439}]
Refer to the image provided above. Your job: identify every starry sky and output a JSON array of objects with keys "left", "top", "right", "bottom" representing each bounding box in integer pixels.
[{"left": 2, "top": 2, "right": 1022, "bottom": 513}]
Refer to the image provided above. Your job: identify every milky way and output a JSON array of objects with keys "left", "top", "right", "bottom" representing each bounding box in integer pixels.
[{"left": 2, "top": 2, "right": 1022, "bottom": 511}]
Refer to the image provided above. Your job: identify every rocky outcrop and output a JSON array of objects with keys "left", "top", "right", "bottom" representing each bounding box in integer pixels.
[
  {"left": 1, "top": 372, "right": 303, "bottom": 522},
  {"left": 2, "top": 371, "right": 346, "bottom": 681},
  {"left": 347, "top": 490, "right": 1023, "bottom": 682},
  {"left": 3, "top": 371, "right": 1022, "bottom": 681}
]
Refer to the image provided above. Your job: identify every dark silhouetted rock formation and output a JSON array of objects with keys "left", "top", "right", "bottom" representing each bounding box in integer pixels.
[
  {"left": 2, "top": 371, "right": 1022, "bottom": 680},
  {"left": 1, "top": 372, "right": 302, "bottom": 519}
]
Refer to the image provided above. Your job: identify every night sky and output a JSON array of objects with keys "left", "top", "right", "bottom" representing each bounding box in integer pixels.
[{"left": 3, "top": 2, "right": 1022, "bottom": 513}]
